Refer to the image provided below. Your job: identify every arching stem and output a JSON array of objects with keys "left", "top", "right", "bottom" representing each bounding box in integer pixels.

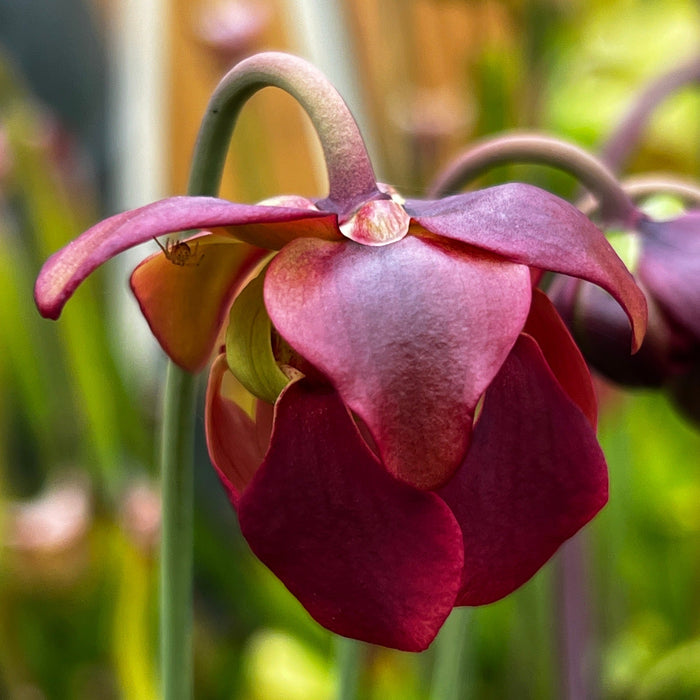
[
  {"left": 600, "top": 54, "right": 700, "bottom": 173},
  {"left": 159, "top": 50, "right": 381, "bottom": 699},
  {"left": 429, "top": 132, "right": 642, "bottom": 229},
  {"left": 188, "top": 51, "right": 380, "bottom": 216},
  {"left": 577, "top": 174, "right": 700, "bottom": 216},
  {"left": 335, "top": 636, "right": 363, "bottom": 700}
]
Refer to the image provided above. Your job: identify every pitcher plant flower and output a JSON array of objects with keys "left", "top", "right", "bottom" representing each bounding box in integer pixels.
[
  {"left": 589, "top": 55, "right": 700, "bottom": 426},
  {"left": 553, "top": 176, "right": 700, "bottom": 425},
  {"left": 432, "top": 132, "right": 700, "bottom": 427},
  {"left": 35, "top": 54, "right": 646, "bottom": 651}
]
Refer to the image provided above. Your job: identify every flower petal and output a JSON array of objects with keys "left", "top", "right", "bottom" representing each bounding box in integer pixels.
[
  {"left": 237, "top": 380, "right": 464, "bottom": 651},
  {"left": 226, "top": 268, "right": 290, "bottom": 403},
  {"left": 407, "top": 185, "right": 647, "bottom": 351},
  {"left": 131, "top": 234, "right": 266, "bottom": 371},
  {"left": 638, "top": 214, "right": 700, "bottom": 341},
  {"left": 205, "top": 354, "right": 272, "bottom": 506},
  {"left": 524, "top": 288, "right": 597, "bottom": 427},
  {"left": 34, "top": 196, "right": 339, "bottom": 321},
  {"left": 439, "top": 334, "right": 608, "bottom": 606},
  {"left": 264, "top": 235, "right": 532, "bottom": 490}
]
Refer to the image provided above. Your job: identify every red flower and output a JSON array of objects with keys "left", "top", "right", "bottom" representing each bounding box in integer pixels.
[
  {"left": 551, "top": 210, "right": 700, "bottom": 424},
  {"left": 34, "top": 40, "right": 648, "bottom": 653},
  {"left": 35, "top": 180, "right": 646, "bottom": 650}
]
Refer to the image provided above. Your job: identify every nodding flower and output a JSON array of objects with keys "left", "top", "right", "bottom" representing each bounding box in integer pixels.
[{"left": 35, "top": 54, "right": 646, "bottom": 651}]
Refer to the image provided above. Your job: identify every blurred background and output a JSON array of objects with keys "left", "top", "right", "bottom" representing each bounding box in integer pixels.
[{"left": 1, "top": 0, "right": 700, "bottom": 697}]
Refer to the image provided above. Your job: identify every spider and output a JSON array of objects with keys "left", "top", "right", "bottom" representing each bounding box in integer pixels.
[{"left": 153, "top": 237, "right": 204, "bottom": 266}]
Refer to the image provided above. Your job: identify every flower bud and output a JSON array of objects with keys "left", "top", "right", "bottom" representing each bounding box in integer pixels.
[
  {"left": 550, "top": 211, "right": 700, "bottom": 426},
  {"left": 550, "top": 274, "right": 695, "bottom": 387}
]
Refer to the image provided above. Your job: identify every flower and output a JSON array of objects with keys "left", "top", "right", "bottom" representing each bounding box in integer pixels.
[
  {"left": 35, "top": 51, "right": 647, "bottom": 652},
  {"left": 35, "top": 179, "right": 646, "bottom": 650},
  {"left": 551, "top": 205, "right": 700, "bottom": 425},
  {"left": 422, "top": 129, "right": 698, "bottom": 426},
  {"left": 195, "top": 0, "right": 270, "bottom": 70}
]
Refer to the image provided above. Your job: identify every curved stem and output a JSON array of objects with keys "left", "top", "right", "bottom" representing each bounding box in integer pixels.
[
  {"left": 159, "top": 362, "right": 197, "bottom": 700},
  {"left": 577, "top": 174, "right": 700, "bottom": 216},
  {"left": 429, "top": 132, "right": 642, "bottom": 228},
  {"left": 158, "top": 51, "right": 378, "bottom": 699},
  {"left": 619, "top": 175, "right": 700, "bottom": 207},
  {"left": 162, "top": 54, "right": 338, "bottom": 700},
  {"left": 188, "top": 51, "right": 380, "bottom": 216},
  {"left": 600, "top": 54, "right": 700, "bottom": 174}
]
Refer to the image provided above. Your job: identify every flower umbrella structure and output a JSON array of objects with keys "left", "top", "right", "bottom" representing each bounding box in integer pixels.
[{"left": 34, "top": 52, "right": 647, "bottom": 651}]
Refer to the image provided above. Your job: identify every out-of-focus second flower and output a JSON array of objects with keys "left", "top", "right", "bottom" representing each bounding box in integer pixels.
[
  {"left": 4, "top": 475, "right": 92, "bottom": 587},
  {"left": 552, "top": 187, "right": 700, "bottom": 425},
  {"left": 428, "top": 132, "right": 699, "bottom": 426}
]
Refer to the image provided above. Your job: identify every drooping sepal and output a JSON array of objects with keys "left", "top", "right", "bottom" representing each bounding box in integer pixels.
[
  {"left": 205, "top": 354, "right": 273, "bottom": 506},
  {"left": 34, "top": 195, "right": 340, "bottom": 323},
  {"left": 407, "top": 184, "right": 648, "bottom": 352},
  {"left": 523, "top": 288, "right": 598, "bottom": 427},
  {"left": 131, "top": 234, "right": 266, "bottom": 371}
]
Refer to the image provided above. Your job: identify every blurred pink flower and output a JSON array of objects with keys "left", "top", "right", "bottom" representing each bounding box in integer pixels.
[
  {"left": 6, "top": 477, "right": 91, "bottom": 553},
  {"left": 196, "top": 1, "right": 270, "bottom": 68}
]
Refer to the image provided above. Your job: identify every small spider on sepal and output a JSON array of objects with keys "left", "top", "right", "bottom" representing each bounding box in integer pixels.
[{"left": 153, "top": 237, "right": 205, "bottom": 266}]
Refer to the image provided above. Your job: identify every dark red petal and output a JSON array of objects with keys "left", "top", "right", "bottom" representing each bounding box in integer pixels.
[
  {"left": 264, "top": 235, "right": 531, "bottom": 490},
  {"left": 205, "top": 354, "right": 272, "bottom": 506},
  {"left": 638, "top": 214, "right": 700, "bottom": 341},
  {"left": 238, "top": 380, "right": 464, "bottom": 651},
  {"left": 131, "top": 235, "right": 267, "bottom": 371},
  {"left": 524, "top": 288, "right": 598, "bottom": 427},
  {"left": 34, "top": 196, "right": 338, "bottom": 320},
  {"left": 407, "top": 185, "right": 647, "bottom": 351},
  {"left": 439, "top": 334, "right": 608, "bottom": 606}
]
